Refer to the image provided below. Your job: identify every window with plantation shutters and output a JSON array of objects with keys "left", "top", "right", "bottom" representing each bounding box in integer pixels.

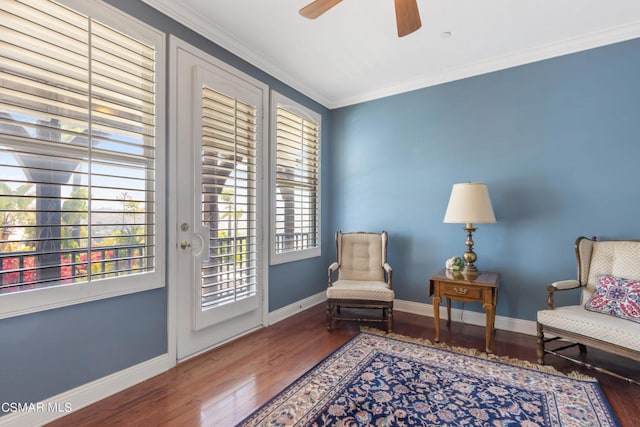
[
  {"left": 0, "top": 0, "right": 165, "bottom": 319},
  {"left": 200, "top": 86, "right": 257, "bottom": 308},
  {"left": 270, "top": 92, "right": 321, "bottom": 264}
]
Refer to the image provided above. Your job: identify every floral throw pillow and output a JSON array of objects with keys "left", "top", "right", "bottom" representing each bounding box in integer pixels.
[{"left": 584, "top": 274, "right": 640, "bottom": 323}]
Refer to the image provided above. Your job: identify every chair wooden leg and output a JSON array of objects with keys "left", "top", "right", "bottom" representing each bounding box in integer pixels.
[
  {"left": 326, "top": 300, "right": 394, "bottom": 332},
  {"left": 536, "top": 322, "right": 545, "bottom": 364}
]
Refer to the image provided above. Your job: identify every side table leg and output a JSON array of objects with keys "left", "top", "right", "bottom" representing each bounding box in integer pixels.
[
  {"left": 483, "top": 302, "right": 495, "bottom": 353},
  {"left": 433, "top": 296, "right": 441, "bottom": 343},
  {"left": 446, "top": 297, "right": 451, "bottom": 327}
]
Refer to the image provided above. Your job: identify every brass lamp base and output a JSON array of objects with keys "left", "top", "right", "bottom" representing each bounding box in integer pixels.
[{"left": 462, "top": 223, "right": 478, "bottom": 273}]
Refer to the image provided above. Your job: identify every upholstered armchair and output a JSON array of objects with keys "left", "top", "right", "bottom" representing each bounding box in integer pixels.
[
  {"left": 326, "top": 231, "right": 394, "bottom": 332},
  {"left": 536, "top": 236, "right": 640, "bottom": 384}
]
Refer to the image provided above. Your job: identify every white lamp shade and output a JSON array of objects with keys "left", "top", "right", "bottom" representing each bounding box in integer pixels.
[{"left": 443, "top": 182, "right": 496, "bottom": 224}]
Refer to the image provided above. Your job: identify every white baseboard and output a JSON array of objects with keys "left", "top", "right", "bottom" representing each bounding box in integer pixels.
[
  {"left": 0, "top": 354, "right": 173, "bottom": 427},
  {"left": 394, "top": 299, "right": 537, "bottom": 337},
  {"left": 267, "top": 290, "right": 326, "bottom": 325},
  {"left": 269, "top": 295, "right": 537, "bottom": 337}
]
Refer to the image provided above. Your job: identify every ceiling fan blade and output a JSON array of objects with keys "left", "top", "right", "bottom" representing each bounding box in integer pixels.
[
  {"left": 299, "top": 0, "right": 343, "bottom": 19},
  {"left": 394, "top": 0, "right": 422, "bottom": 37}
]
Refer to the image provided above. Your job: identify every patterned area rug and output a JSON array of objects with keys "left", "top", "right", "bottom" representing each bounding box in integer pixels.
[{"left": 239, "top": 330, "right": 619, "bottom": 426}]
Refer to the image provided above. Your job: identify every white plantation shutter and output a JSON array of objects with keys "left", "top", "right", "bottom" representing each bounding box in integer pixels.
[
  {"left": 0, "top": 0, "right": 161, "bottom": 303},
  {"left": 271, "top": 92, "right": 321, "bottom": 263},
  {"left": 200, "top": 87, "right": 257, "bottom": 308}
]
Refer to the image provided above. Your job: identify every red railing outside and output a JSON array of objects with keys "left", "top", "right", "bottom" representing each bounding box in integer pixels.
[{"left": 0, "top": 244, "right": 146, "bottom": 294}]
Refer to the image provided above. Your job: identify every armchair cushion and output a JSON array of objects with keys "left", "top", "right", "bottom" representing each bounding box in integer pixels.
[
  {"left": 584, "top": 274, "right": 640, "bottom": 324},
  {"left": 338, "top": 233, "right": 385, "bottom": 282},
  {"left": 537, "top": 304, "right": 640, "bottom": 352},
  {"left": 585, "top": 241, "right": 640, "bottom": 293},
  {"left": 326, "top": 280, "right": 394, "bottom": 302}
]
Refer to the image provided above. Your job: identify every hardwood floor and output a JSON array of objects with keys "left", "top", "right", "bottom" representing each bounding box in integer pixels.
[{"left": 48, "top": 304, "right": 640, "bottom": 426}]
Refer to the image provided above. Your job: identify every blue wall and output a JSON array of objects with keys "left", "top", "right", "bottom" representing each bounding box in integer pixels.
[
  {"left": 0, "top": 289, "right": 166, "bottom": 405},
  {"left": 329, "top": 38, "right": 640, "bottom": 322}
]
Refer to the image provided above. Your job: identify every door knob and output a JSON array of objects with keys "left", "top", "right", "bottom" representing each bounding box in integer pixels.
[{"left": 180, "top": 240, "right": 191, "bottom": 250}]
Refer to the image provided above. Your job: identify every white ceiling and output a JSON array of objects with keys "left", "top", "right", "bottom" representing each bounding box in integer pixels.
[{"left": 141, "top": 0, "right": 640, "bottom": 109}]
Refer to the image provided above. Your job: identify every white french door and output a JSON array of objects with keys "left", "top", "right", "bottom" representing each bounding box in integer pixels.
[{"left": 171, "top": 37, "right": 268, "bottom": 360}]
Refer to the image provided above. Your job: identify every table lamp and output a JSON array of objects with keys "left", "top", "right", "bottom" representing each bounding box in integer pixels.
[{"left": 443, "top": 182, "right": 496, "bottom": 273}]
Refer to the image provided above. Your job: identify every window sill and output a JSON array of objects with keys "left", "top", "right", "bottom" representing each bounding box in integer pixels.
[
  {"left": 270, "top": 246, "right": 321, "bottom": 265},
  {"left": 0, "top": 274, "right": 164, "bottom": 320}
]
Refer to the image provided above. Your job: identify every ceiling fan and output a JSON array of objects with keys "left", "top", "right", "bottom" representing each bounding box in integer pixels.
[{"left": 299, "top": 0, "right": 422, "bottom": 37}]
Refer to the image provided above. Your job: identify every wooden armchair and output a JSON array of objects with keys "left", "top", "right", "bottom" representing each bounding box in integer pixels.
[
  {"left": 326, "top": 231, "right": 394, "bottom": 332},
  {"left": 536, "top": 236, "right": 640, "bottom": 384}
]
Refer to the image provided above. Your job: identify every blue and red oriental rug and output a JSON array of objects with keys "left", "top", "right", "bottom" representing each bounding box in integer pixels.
[{"left": 239, "top": 330, "right": 619, "bottom": 426}]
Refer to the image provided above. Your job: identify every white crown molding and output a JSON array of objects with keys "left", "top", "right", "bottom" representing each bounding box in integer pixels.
[
  {"left": 140, "top": 0, "right": 332, "bottom": 108},
  {"left": 332, "top": 20, "right": 640, "bottom": 108},
  {"left": 141, "top": 1, "right": 640, "bottom": 109}
]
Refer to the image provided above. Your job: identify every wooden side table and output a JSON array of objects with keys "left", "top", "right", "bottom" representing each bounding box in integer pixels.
[{"left": 428, "top": 269, "right": 500, "bottom": 353}]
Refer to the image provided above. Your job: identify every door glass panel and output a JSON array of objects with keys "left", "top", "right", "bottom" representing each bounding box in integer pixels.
[{"left": 200, "top": 87, "right": 257, "bottom": 310}]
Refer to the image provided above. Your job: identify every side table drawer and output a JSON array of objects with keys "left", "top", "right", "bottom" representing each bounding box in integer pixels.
[{"left": 441, "top": 283, "right": 482, "bottom": 300}]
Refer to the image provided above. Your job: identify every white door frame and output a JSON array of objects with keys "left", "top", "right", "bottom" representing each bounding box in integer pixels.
[{"left": 167, "top": 35, "right": 270, "bottom": 362}]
